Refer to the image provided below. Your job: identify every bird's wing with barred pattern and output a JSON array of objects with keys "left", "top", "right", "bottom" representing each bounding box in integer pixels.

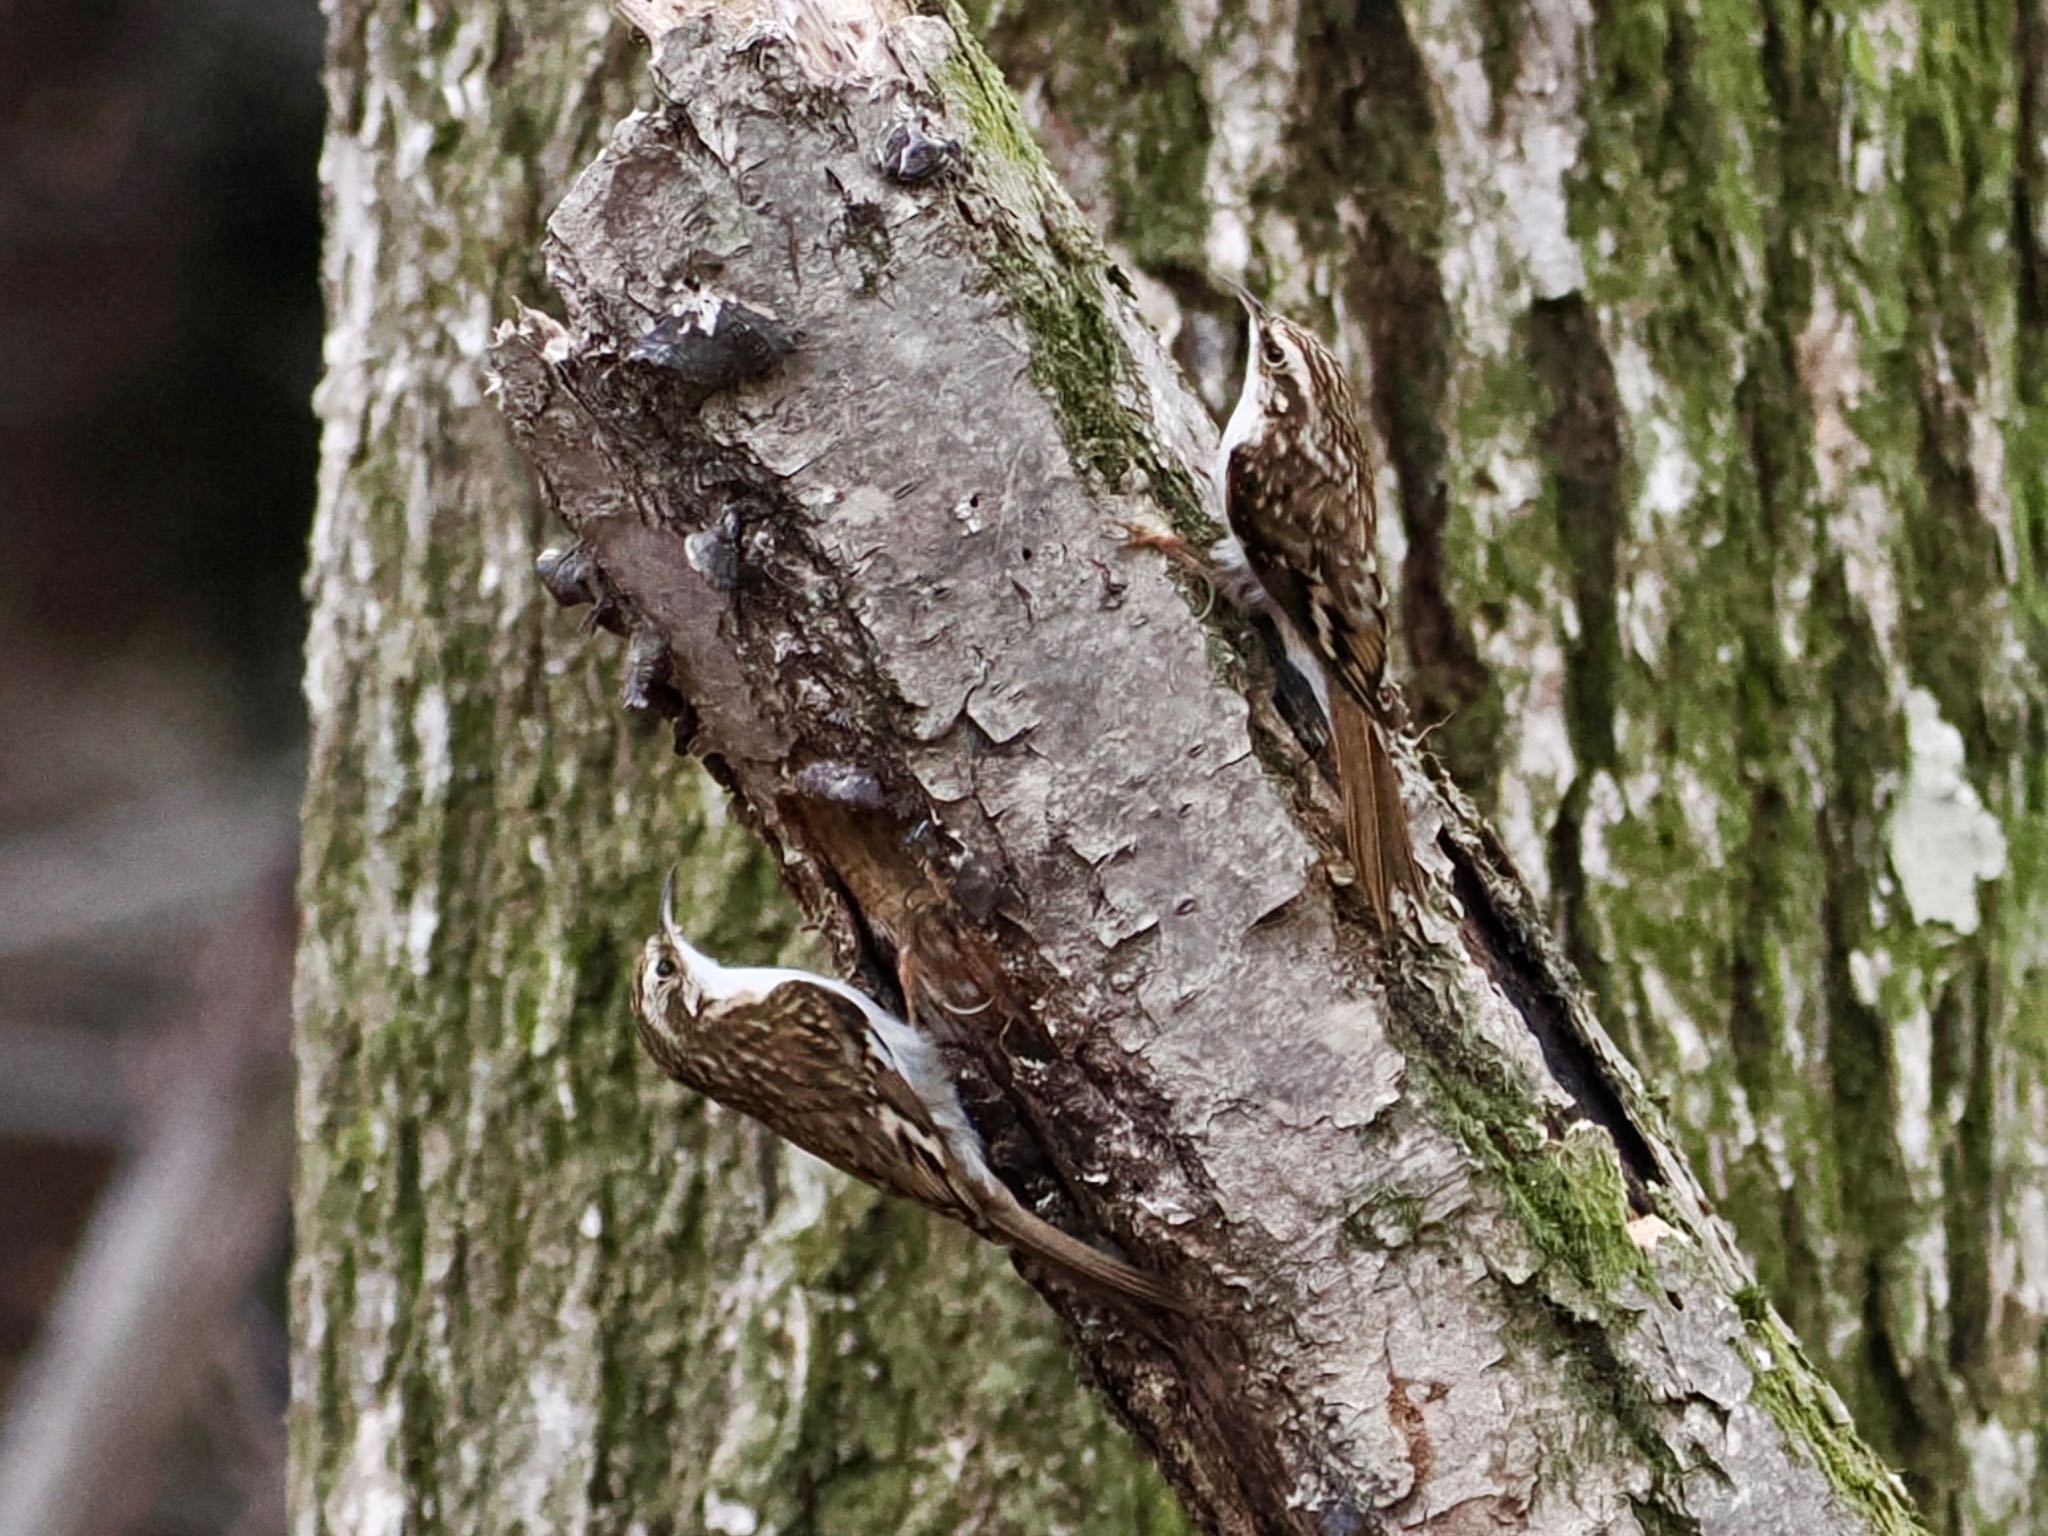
[
  {"left": 1291, "top": 473, "right": 1389, "bottom": 705},
  {"left": 764, "top": 982, "right": 1184, "bottom": 1309},
  {"left": 1224, "top": 450, "right": 1388, "bottom": 706},
  {"left": 753, "top": 980, "right": 973, "bottom": 1216}
]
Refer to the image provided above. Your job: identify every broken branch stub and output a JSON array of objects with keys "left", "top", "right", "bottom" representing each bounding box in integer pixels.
[{"left": 488, "top": 5, "right": 1923, "bottom": 1532}]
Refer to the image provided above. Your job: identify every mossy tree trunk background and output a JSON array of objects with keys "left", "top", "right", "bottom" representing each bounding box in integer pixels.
[
  {"left": 295, "top": 2, "right": 2045, "bottom": 1536},
  {"left": 291, "top": 2, "right": 1184, "bottom": 1531},
  {"left": 967, "top": 0, "right": 2047, "bottom": 1528}
]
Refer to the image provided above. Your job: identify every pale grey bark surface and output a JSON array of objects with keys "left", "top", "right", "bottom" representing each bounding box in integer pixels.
[
  {"left": 292, "top": 2, "right": 1183, "bottom": 1532},
  {"left": 966, "top": 2, "right": 2048, "bottom": 1530},
  {"left": 489, "top": 2, "right": 1930, "bottom": 1529}
]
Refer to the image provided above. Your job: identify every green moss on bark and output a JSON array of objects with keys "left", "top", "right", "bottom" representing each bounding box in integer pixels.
[
  {"left": 1559, "top": 3, "right": 2047, "bottom": 1524},
  {"left": 295, "top": 6, "right": 1194, "bottom": 1533},
  {"left": 1736, "top": 1291, "right": 1927, "bottom": 1536},
  {"left": 940, "top": 16, "right": 1209, "bottom": 535},
  {"left": 964, "top": 0, "right": 2048, "bottom": 1521},
  {"left": 974, "top": 0, "right": 1214, "bottom": 276}
]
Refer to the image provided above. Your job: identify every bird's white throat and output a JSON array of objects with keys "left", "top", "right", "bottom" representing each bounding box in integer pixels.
[{"left": 1216, "top": 308, "right": 1263, "bottom": 499}]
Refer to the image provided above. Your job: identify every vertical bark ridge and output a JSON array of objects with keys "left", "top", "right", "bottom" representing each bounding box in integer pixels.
[
  {"left": 978, "top": 0, "right": 2048, "bottom": 1527},
  {"left": 294, "top": 3, "right": 1191, "bottom": 1532}
]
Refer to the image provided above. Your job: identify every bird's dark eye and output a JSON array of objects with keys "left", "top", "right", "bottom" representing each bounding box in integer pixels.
[
  {"left": 1262, "top": 337, "right": 1286, "bottom": 367},
  {"left": 655, "top": 957, "right": 678, "bottom": 979}
]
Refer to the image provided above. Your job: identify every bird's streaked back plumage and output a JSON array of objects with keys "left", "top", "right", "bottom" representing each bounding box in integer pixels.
[
  {"left": 629, "top": 874, "right": 1182, "bottom": 1309},
  {"left": 1218, "top": 294, "right": 1423, "bottom": 924}
]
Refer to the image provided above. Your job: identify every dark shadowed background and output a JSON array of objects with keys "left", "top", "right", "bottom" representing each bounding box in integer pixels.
[{"left": 0, "top": 1, "right": 322, "bottom": 1530}]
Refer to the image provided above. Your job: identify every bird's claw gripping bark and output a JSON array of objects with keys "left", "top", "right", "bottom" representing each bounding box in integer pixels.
[{"left": 1119, "top": 520, "right": 1218, "bottom": 621}]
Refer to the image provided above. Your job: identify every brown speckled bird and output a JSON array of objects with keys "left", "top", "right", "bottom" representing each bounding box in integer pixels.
[
  {"left": 630, "top": 872, "right": 1180, "bottom": 1310},
  {"left": 1217, "top": 285, "right": 1423, "bottom": 926}
]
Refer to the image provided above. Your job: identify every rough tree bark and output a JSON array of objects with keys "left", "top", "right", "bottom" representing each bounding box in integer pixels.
[
  {"left": 291, "top": 1, "right": 1183, "bottom": 1531},
  {"left": 484, "top": 0, "right": 1926, "bottom": 1529},
  {"left": 297, "top": 0, "right": 2048, "bottom": 1530},
  {"left": 965, "top": 2, "right": 2048, "bottom": 1530}
]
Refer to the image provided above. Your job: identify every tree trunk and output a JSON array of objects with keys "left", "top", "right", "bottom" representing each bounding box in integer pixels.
[
  {"left": 297, "top": 0, "right": 2047, "bottom": 1528},
  {"left": 485, "top": 0, "right": 1932, "bottom": 1528},
  {"left": 965, "top": 2, "right": 2048, "bottom": 1530},
  {"left": 290, "top": 2, "right": 1184, "bottom": 1532}
]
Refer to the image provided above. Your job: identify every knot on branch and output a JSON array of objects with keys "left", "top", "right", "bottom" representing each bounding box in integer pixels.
[{"left": 625, "top": 296, "right": 798, "bottom": 404}]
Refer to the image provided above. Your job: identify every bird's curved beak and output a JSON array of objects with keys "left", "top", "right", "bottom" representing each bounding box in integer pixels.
[
  {"left": 1223, "top": 278, "right": 1264, "bottom": 316},
  {"left": 659, "top": 866, "right": 682, "bottom": 943}
]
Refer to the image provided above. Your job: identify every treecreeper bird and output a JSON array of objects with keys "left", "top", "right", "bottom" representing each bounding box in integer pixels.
[
  {"left": 631, "top": 872, "right": 1182, "bottom": 1310},
  {"left": 1217, "top": 285, "right": 1425, "bottom": 926}
]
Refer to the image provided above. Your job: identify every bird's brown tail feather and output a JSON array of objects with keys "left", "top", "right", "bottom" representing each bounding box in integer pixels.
[
  {"left": 1332, "top": 693, "right": 1423, "bottom": 928},
  {"left": 982, "top": 1194, "right": 1186, "bottom": 1312}
]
